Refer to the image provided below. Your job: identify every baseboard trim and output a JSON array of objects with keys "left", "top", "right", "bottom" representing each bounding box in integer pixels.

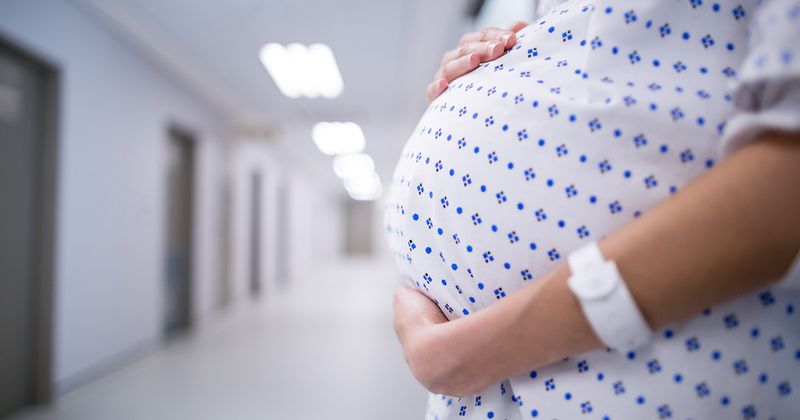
[{"left": 53, "top": 336, "right": 160, "bottom": 396}]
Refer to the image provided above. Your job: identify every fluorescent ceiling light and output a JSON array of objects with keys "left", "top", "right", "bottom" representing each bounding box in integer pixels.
[
  {"left": 312, "top": 121, "right": 365, "bottom": 155},
  {"left": 259, "top": 43, "right": 344, "bottom": 98},
  {"left": 332, "top": 153, "right": 375, "bottom": 180},
  {"left": 344, "top": 173, "right": 382, "bottom": 201},
  {"left": 307, "top": 44, "right": 344, "bottom": 98},
  {"left": 259, "top": 43, "right": 299, "bottom": 98}
]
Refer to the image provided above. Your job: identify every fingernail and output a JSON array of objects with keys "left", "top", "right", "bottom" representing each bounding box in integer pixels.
[
  {"left": 501, "top": 33, "right": 511, "bottom": 46},
  {"left": 488, "top": 41, "right": 500, "bottom": 55}
]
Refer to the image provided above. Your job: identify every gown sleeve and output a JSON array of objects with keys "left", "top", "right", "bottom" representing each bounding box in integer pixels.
[{"left": 720, "top": 0, "right": 800, "bottom": 156}]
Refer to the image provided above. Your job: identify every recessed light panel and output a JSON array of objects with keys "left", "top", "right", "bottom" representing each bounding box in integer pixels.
[{"left": 259, "top": 43, "right": 344, "bottom": 98}]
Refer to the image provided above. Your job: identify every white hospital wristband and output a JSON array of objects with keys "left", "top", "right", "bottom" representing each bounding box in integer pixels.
[{"left": 567, "top": 242, "right": 653, "bottom": 352}]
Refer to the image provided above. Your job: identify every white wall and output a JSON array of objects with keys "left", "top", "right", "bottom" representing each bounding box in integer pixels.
[
  {"left": 228, "top": 140, "right": 344, "bottom": 299},
  {"left": 0, "top": 0, "right": 228, "bottom": 392},
  {"left": 286, "top": 175, "right": 344, "bottom": 280}
]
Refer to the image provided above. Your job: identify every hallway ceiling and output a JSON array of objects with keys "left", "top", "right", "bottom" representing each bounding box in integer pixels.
[{"left": 75, "top": 0, "right": 475, "bottom": 185}]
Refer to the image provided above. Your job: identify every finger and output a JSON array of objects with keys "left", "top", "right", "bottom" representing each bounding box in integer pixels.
[
  {"left": 426, "top": 78, "right": 448, "bottom": 102},
  {"left": 426, "top": 82, "right": 437, "bottom": 103},
  {"left": 394, "top": 285, "right": 419, "bottom": 307},
  {"left": 393, "top": 287, "right": 411, "bottom": 328},
  {"left": 438, "top": 53, "right": 481, "bottom": 83},
  {"left": 502, "top": 21, "right": 526, "bottom": 48},
  {"left": 458, "top": 27, "right": 512, "bottom": 44},
  {"left": 393, "top": 286, "right": 421, "bottom": 333},
  {"left": 508, "top": 21, "right": 527, "bottom": 33},
  {"left": 441, "top": 40, "right": 505, "bottom": 66},
  {"left": 499, "top": 32, "right": 516, "bottom": 50}
]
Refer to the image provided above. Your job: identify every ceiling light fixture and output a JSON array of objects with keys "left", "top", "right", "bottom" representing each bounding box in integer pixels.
[
  {"left": 259, "top": 43, "right": 344, "bottom": 98},
  {"left": 344, "top": 172, "right": 383, "bottom": 201},
  {"left": 332, "top": 153, "right": 375, "bottom": 180},
  {"left": 312, "top": 122, "right": 365, "bottom": 155}
]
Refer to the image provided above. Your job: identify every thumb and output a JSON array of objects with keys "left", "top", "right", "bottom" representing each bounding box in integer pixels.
[{"left": 508, "top": 21, "right": 528, "bottom": 32}]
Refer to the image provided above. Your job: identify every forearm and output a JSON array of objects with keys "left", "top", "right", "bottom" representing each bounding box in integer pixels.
[
  {"left": 606, "top": 131, "right": 800, "bottom": 327},
  {"left": 435, "top": 131, "right": 800, "bottom": 395},
  {"left": 432, "top": 263, "right": 594, "bottom": 395}
]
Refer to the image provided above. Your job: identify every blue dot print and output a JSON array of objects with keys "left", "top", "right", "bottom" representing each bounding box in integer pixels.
[{"left": 384, "top": 2, "right": 799, "bottom": 418}]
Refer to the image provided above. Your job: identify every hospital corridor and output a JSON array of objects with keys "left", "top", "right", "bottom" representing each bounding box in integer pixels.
[
  {"left": 0, "top": 0, "right": 496, "bottom": 418},
  {"left": 4, "top": 0, "right": 800, "bottom": 419}
]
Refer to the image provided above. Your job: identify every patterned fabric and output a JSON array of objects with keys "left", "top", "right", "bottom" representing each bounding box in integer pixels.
[
  {"left": 384, "top": 0, "right": 800, "bottom": 418},
  {"left": 722, "top": 0, "right": 800, "bottom": 154}
]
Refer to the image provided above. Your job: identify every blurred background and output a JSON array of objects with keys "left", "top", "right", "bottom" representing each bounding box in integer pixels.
[{"left": 0, "top": 0, "right": 536, "bottom": 419}]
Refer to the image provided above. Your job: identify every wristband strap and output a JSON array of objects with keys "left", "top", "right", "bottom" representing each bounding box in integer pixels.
[{"left": 567, "top": 242, "right": 653, "bottom": 351}]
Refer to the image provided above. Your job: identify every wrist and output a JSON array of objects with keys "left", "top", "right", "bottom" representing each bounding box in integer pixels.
[
  {"left": 567, "top": 241, "right": 654, "bottom": 351},
  {"left": 514, "top": 265, "right": 602, "bottom": 364},
  {"left": 465, "top": 267, "right": 596, "bottom": 381}
]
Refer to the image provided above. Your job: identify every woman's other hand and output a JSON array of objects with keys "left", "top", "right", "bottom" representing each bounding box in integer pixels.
[
  {"left": 426, "top": 21, "right": 527, "bottom": 102},
  {"left": 392, "top": 286, "right": 457, "bottom": 393},
  {"left": 392, "top": 285, "right": 508, "bottom": 396}
]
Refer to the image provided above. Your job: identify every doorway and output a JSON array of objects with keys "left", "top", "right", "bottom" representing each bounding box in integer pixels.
[
  {"left": 275, "top": 183, "right": 289, "bottom": 287},
  {"left": 163, "top": 127, "right": 195, "bottom": 337},
  {"left": 344, "top": 199, "right": 373, "bottom": 256},
  {"left": 249, "top": 170, "right": 262, "bottom": 295},
  {"left": 0, "top": 37, "right": 58, "bottom": 415}
]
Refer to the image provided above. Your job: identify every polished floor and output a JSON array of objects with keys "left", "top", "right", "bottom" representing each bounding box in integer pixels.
[{"left": 10, "top": 259, "right": 428, "bottom": 420}]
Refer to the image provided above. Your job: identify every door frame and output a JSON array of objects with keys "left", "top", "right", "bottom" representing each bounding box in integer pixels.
[
  {"left": 248, "top": 170, "right": 262, "bottom": 296},
  {"left": 0, "top": 33, "right": 60, "bottom": 404},
  {"left": 163, "top": 124, "right": 196, "bottom": 335}
]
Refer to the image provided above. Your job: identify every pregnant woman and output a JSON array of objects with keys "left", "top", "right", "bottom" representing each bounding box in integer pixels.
[{"left": 386, "top": 1, "right": 800, "bottom": 418}]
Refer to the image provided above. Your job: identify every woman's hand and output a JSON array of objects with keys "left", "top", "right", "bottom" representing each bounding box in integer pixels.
[
  {"left": 426, "top": 21, "right": 528, "bottom": 102},
  {"left": 392, "top": 286, "right": 465, "bottom": 394},
  {"left": 393, "top": 285, "right": 513, "bottom": 396}
]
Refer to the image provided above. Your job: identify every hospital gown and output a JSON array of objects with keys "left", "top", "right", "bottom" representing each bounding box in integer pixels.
[{"left": 384, "top": 0, "right": 800, "bottom": 418}]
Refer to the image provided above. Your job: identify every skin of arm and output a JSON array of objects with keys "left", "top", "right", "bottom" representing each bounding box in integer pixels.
[{"left": 392, "top": 131, "right": 800, "bottom": 396}]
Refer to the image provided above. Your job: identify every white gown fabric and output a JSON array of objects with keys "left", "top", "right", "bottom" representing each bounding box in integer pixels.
[{"left": 384, "top": 0, "right": 800, "bottom": 418}]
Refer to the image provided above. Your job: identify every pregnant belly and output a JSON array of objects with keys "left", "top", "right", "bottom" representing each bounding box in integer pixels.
[{"left": 384, "top": 19, "right": 734, "bottom": 319}]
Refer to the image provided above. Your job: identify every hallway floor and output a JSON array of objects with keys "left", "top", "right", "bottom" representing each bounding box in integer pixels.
[{"left": 10, "top": 259, "right": 428, "bottom": 420}]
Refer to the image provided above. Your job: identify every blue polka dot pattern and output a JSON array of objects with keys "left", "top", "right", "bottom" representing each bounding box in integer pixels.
[{"left": 385, "top": 1, "right": 800, "bottom": 419}]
